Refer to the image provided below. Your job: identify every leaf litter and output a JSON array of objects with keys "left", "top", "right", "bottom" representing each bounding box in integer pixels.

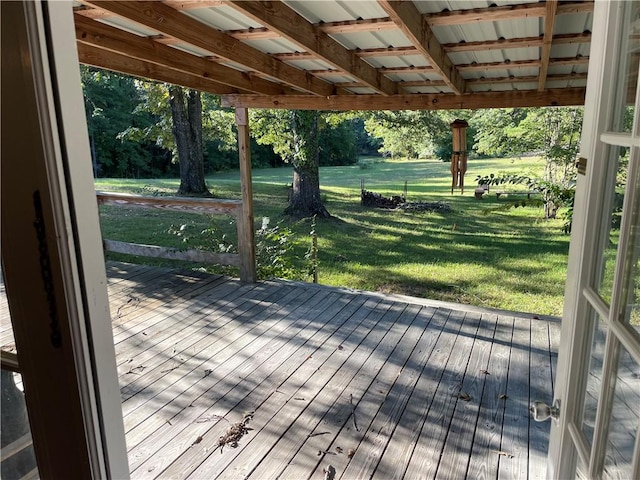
[{"left": 216, "top": 411, "right": 254, "bottom": 453}]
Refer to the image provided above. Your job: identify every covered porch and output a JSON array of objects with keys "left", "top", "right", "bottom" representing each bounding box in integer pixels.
[{"left": 93, "top": 262, "right": 557, "bottom": 478}]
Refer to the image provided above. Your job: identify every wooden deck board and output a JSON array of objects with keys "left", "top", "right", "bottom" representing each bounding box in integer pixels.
[{"left": 0, "top": 262, "right": 561, "bottom": 479}]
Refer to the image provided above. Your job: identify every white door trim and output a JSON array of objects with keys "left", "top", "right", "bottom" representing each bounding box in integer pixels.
[{"left": 1, "top": 1, "right": 128, "bottom": 477}]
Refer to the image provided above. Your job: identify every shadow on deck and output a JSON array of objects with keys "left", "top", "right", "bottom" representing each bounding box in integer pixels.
[{"left": 106, "top": 262, "right": 559, "bottom": 480}]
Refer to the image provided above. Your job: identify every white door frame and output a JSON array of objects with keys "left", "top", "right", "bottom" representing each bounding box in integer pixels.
[
  {"left": 1, "top": 1, "right": 128, "bottom": 477},
  {"left": 548, "top": 1, "right": 640, "bottom": 478}
]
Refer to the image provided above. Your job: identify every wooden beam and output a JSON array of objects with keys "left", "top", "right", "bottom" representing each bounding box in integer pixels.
[
  {"left": 103, "top": 240, "right": 240, "bottom": 267},
  {"left": 444, "top": 32, "right": 591, "bottom": 53},
  {"left": 539, "top": 1, "right": 558, "bottom": 91},
  {"left": 397, "top": 79, "right": 447, "bottom": 87},
  {"left": 380, "top": 66, "right": 435, "bottom": 74},
  {"left": 226, "top": 27, "right": 280, "bottom": 40},
  {"left": 271, "top": 52, "right": 316, "bottom": 61},
  {"left": 427, "top": 1, "right": 593, "bottom": 26},
  {"left": 75, "top": 15, "right": 290, "bottom": 95},
  {"left": 377, "top": 0, "right": 465, "bottom": 95},
  {"left": 77, "top": 43, "right": 237, "bottom": 94},
  {"left": 457, "top": 59, "right": 541, "bottom": 72},
  {"left": 226, "top": 1, "right": 397, "bottom": 96},
  {"left": 318, "top": 17, "right": 396, "bottom": 34},
  {"left": 96, "top": 192, "right": 241, "bottom": 215},
  {"left": 162, "top": 0, "right": 224, "bottom": 9},
  {"left": 83, "top": 1, "right": 335, "bottom": 96},
  {"left": 466, "top": 72, "right": 588, "bottom": 85},
  {"left": 221, "top": 88, "right": 587, "bottom": 110},
  {"left": 235, "top": 108, "right": 256, "bottom": 283},
  {"left": 356, "top": 46, "right": 420, "bottom": 57}
]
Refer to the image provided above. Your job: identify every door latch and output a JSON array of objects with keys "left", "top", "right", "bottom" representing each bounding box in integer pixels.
[{"left": 530, "top": 399, "right": 560, "bottom": 423}]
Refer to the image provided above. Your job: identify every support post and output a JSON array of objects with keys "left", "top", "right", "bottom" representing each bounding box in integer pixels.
[{"left": 235, "top": 108, "right": 257, "bottom": 283}]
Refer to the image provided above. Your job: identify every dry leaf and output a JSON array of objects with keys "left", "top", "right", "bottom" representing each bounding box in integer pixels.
[
  {"left": 335, "top": 446, "right": 343, "bottom": 454},
  {"left": 347, "top": 449, "right": 356, "bottom": 459},
  {"left": 495, "top": 450, "right": 514, "bottom": 458},
  {"left": 458, "top": 392, "right": 472, "bottom": 401},
  {"left": 191, "top": 435, "right": 203, "bottom": 446},
  {"left": 203, "top": 369, "right": 213, "bottom": 378},
  {"left": 317, "top": 450, "right": 323, "bottom": 456},
  {"left": 499, "top": 394, "right": 508, "bottom": 400},
  {"left": 338, "top": 345, "right": 344, "bottom": 350},
  {"left": 480, "top": 369, "right": 490, "bottom": 375}
]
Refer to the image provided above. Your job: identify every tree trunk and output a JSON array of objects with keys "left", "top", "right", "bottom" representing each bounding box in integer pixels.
[
  {"left": 168, "top": 86, "right": 210, "bottom": 196},
  {"left": 284, "top": 110, "right": 330, "bottom": 218}
]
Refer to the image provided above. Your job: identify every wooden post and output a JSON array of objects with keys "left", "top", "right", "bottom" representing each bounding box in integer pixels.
[{"left": 235, "top": 108, "right": 257, "bottom": 283}]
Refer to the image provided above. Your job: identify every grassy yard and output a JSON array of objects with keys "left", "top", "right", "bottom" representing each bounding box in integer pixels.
[{"left": 96, "top": 157, "right": 570, "bottom": 316}]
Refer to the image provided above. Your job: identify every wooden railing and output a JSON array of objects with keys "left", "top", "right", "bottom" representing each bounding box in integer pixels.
[{"left": 96, "top": 192, "right": 256, "bottom": 282}]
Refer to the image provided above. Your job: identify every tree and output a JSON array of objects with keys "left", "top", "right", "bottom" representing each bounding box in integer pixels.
[
  {"left": 476, "top": 106, "right": 584, "bottom": 228},
  {"left": 251, "top": 109, "right": 337, "bottom": 218},
  {"left": 80, "top": 66, "right": 163, "bottom": 178},
  {"left": 121, "top": 81, "right": 237, "bottom": 195},
  {"left": 472, "top": 108, "right": 528, "bottom": 157},
  {"left": 168, "top": 86, "right": 209, "bottom": 195},
  {"left": 363, "top": 110, "right": 452, "bottom": 159}
]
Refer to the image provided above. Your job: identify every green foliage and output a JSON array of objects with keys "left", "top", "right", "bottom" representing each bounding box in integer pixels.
[
  {"left": 119, "top": 82, "right": 237, "bottom": 173},
  {"left": 363, "top": 110, "right": 452, "bottom": 159},
  {"left": 472, "top": 108, "right": 529, "bottom": 157},
  {"left": 168, "top": 216, "right": 305, "bottom": 280},
  {"left": 81, "top": 66, "right": 166, "bottom": 177}
]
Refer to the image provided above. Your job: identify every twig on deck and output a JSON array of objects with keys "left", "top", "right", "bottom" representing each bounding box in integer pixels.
[
  {"left": 350, "top": 394, "right": 360, "bottom": 432},
  {"left": 323, "top": 465, "right": 336, "bottom": 480},
  {"left": 307, "top": 431, "right": 331, "bottom": 438}
]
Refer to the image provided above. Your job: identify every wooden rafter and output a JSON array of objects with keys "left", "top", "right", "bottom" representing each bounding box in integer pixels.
[
  {"left": 427, "top": 1, "right": 593, "bottom": 27},
  {"left": 444, "top": 32, "right": 591, "bottom": 53},
  {"left": 225, "top": 0, "right": 397, "bottom": 96},
  {"left": 539, "top": 1, "right": 559, "bottom": 91},
  {"left": 82, "top": 1, "right": 336, "bottom": 96},
  {"left": 318, "top": 17, "right": 396, "bottom": 34},
  {"left": 75, "top": 15, "right": 291, "bottom": 94},
  {"left": 220, "top": 88, "right": 586, "bottom": 110},
  {"left": 457, "top": 56, "right": 589, "bottom": 73},
  {"left": 377, "top": 0, "right": 465, "bottom": 95},
  {"left": 77, "top": 43, "right": 237, "bottom": 94},
  {"left": 466, "top": 72, "right": 588, "bottom": 85}
]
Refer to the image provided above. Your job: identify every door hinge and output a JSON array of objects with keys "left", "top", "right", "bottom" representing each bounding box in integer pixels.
[{"left": 576, "top": 157, "right": 587, "bottom": 175}]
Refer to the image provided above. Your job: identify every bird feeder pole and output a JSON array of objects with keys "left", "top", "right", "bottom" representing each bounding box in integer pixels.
[{"left": 450, "top": 119, "right": 469, "bottom": 195}]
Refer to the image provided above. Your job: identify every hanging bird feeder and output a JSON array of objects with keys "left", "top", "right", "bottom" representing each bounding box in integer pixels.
[{"left": 450, "top": 119, "right": 469, "bottom": 195}]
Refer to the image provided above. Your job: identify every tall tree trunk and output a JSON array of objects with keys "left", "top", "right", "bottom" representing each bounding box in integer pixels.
[
  {"left": 284, "top": 110, "right": 330, "bottom": 218},
  {"left": 168, "top": 86, "right": 210, "bottom": 196}
]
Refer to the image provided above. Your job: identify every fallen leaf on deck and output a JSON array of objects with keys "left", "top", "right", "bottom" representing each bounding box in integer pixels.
[
  {"left": 494, "top": 450, "right": 514, "bottom": 458},
  {"left": 203, "top": 369, "right": 213, "bottom": 378},
  {"left": 335, "top": 446, "right": 343, "bottom": 454},
  {"left": 458, "top": 392, "right": 472, "bottom": 401},
  {"left": 499, "top": 394, "right": 508, "bottom": 400},
  {"left": 480, "top": 369, "right": 490, "bottom": 375},
  {"left": 338, "top": 345, "right": 344, "bottom": 350},
  {"left": 191, "top": 436, "right": 203, "bottom": 447},
  {"left": 347, "top": 449, "right": 356, "bottom": 459}
]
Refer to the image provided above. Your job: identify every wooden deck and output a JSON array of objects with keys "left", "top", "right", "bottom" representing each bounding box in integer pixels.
[{"left": 2, "top": 262, "right": 561, "bottom": 479}]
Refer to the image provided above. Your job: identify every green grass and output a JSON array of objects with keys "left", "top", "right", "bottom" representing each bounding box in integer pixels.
[{"left": 95, "top": 156, "right": 570, "bottom": 316}]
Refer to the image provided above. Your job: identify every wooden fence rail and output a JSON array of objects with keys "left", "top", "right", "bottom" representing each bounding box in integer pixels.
[{"left": 96, "top": 192, "right": 256, "bottom": 282}]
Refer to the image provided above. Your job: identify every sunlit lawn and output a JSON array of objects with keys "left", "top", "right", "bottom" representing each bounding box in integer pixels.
[{"left": 96, "top": 156, "right": 570, "bottom": 316}]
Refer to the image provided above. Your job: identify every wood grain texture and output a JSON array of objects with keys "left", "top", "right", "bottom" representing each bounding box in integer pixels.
[
  {"left": 0, "top": 263, "right": 560, "bottom": 479},
  {"left": 221, "top": 88, "right": 587, "bottom": 111}
]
